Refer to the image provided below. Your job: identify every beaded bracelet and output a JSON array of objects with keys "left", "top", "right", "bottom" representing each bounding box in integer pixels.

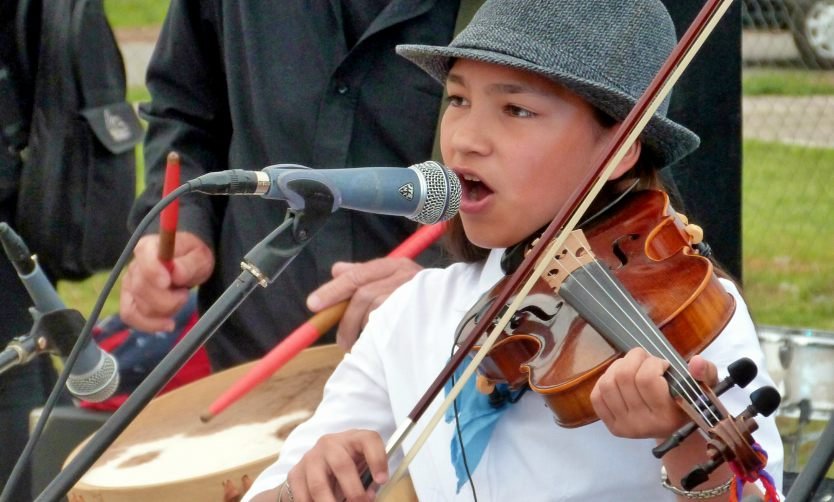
[{"left": 661, "top": 466, "right": 733, "bottom": 499}]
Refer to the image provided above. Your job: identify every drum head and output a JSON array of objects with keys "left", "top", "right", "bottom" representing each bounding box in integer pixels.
[{"left": 66, "top": 344, "right": 343, "bottom": 502}]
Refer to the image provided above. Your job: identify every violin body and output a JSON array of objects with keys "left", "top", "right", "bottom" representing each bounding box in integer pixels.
[{"left": 457, "top": 189, "right": 736, "bottom": 427}]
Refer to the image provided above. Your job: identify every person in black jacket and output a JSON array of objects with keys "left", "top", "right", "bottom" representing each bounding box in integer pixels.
[
  {"left": 120, "top": 1, "right": 461, "bottom": 370},
  {"left": 0, "top": 2, "right": 59, "bottom": 499}
]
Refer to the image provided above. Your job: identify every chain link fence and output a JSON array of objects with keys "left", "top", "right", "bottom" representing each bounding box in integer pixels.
[{"left": 741, "top": 0, "right": 834, "bottom": 486}]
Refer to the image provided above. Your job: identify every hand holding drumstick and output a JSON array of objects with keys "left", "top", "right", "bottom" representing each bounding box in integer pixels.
[{"left": 120, "top": 152, "right": 215, "bottom": 333}]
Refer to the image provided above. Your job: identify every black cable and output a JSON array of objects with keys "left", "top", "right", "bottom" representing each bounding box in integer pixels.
[{"left": 449, "top": 342, "right": 478, "bottom": 501}]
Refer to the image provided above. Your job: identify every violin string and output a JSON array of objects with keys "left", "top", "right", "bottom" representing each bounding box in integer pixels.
[
  {"left": 584, "top": 259, "right": 720, "bottom": 425},
  {"left": 557, "top": 251, "right": 719, "bottom": 425},
  {"left": 555, "top": 252, "right": 690, "bottom": 386},
  {"left": 582, "top": 259, "right": 692, "bottom": 378}
]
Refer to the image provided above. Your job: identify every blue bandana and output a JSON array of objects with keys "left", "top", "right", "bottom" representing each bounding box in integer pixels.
[{"left": 443, "top": 355, "right": 512, "bottom": 493}]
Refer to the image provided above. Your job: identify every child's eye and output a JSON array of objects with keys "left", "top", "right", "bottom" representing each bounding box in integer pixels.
[
  {"left": 446, "top": 94, "right": 468, "bottom": 107},
  {"left": 506, "top": 105, "right": 535, "bottom": 118}
]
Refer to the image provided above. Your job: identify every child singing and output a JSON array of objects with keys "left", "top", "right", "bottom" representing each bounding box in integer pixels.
[{"left": 244, "top": 0, "right": 783, "bottom": 500}]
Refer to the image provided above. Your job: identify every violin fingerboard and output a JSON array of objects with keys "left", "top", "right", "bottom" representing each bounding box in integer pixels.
[{"left": 559, "top": 261, "right": 687, "bottom": 368}]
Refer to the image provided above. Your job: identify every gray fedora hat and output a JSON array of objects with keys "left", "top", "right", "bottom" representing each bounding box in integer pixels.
[{"left": 397, "top": 0, "right": 700, "bottom": 166}]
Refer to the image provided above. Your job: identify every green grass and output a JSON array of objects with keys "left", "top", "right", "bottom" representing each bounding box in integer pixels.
[
  {"left": 127, "top": 85, "right": 151, "bottom": 106},
  {"left": 742, "top": 139, "right": 834, "bottom": 330},
  {"left": 103, "top": 0, "right": 169, "bottom": 28},
  {"left": 743, "top": 68, "right": 834, "bottom": 96}
]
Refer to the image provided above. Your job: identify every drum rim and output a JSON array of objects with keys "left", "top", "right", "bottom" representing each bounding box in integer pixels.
[{"left": 758, "top": 324, "right": 834, "bottom": 346}]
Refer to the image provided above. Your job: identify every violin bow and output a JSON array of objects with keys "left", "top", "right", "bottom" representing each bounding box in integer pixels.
[{"left": 374, "top": 0, "right": 737, "bottom": 496}]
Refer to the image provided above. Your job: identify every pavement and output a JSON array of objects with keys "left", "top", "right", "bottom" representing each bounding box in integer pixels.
[
  {"left": 744, "top": 95, "right": 834, "bottom": 149},
  {"left": 114, "top": 26, "right": 159, "bottom": 89}
]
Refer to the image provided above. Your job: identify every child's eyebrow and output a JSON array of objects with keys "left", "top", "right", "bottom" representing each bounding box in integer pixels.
[
  {"left": 446, "top": 72, "right": 550, "bottom": 97},
  {"left": 446, "top": 73, "right": 465, "bottom": 86},
  {"left": 485, "top": 82, "right": 547, "bottom": 96}
]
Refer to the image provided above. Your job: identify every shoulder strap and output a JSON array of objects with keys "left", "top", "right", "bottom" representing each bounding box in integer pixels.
[
  {"left": 431, "top": 0, "right": 483, "bottom": 162},
  {"left": 70, "top": 0, "right": 143, "bottom": 154},
  {"left": 0, "top": 59, "right": 27, "bottom": 153},
  {"left": 70, "top": 0, "right": 125, "bottom": 107},
  {"left": 0, "top": 0, "right": 34, "bottom": 153}
]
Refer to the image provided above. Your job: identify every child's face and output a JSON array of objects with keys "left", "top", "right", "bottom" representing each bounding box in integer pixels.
[{"left": 440, "top": 59, "right": 626, "bottom": 249}]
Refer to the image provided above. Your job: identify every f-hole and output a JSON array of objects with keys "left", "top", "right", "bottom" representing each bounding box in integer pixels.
[
  {"left": 611, "top": 234, "right": 640, "bottom": 268},
  {"left": 515, "top": 301, "right": 563, "bottom": 328}
]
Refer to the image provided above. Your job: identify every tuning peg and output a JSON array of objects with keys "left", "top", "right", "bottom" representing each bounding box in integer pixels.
[
  {"left": 749, "top": 386, "right": 781, "bottom": 418},
  {"left": 654, "top": 422, "right": 697, "bottom": 458},
  {"left": 726, "top": 357, "right": 757, "bottom": 389},
  {"left": 682, "top": 457, "right": 724, "bottom": 490}
]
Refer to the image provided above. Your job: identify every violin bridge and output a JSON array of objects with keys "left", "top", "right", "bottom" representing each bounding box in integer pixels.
[{"left": 531, "top": 230, "right": 596, "bottom": 294}]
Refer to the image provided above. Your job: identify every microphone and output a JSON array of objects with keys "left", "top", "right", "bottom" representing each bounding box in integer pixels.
[
  {"left": 192, "top": 161, "right": 462, "bottom": 224},
  {"left": 0, "top": 222, "right": 119, "bottom": 402}
]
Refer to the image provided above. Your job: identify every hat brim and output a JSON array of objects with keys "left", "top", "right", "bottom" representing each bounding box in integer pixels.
[{"left": 397, "top": 44, "right": 699, "bottom": 167}]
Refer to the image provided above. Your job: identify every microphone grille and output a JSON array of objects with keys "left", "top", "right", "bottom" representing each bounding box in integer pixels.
[
  {"left": 412, "top": 161, "right": 461, "bottom": 224},
  {"left": 66, "top": 352, "right": 121, "bottom": 403}
]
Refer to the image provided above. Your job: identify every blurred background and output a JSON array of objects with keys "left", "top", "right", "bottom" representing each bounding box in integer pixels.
[{"left": 740, "top": 0, "right": 834, "bottom": 483}]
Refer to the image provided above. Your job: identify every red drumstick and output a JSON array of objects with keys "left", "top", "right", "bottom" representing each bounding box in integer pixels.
[
  {"left": 200, "top": 221, "right": 448, "bottom": 422},
  {"left": 158, "top": 152, "right": 181, "bottom": 272}
]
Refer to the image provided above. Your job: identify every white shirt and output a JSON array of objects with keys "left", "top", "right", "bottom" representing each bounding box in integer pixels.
[{"left": 245, "top": 249, "right": 784, "bottom": 501}]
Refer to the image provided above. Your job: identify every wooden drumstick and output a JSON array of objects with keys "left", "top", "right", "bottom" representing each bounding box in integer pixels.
[
  {"left": 200, "top": 221, "right": 448, "bottom": 422},
  {"left": 158, "top": 152, "right": 181, "bottom": 272}
]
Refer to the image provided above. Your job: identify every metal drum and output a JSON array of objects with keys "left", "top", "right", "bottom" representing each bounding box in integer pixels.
[
  {"left": 759, "top": 325, "right": 834, "bottom": 476},
  {"left": 758, "top": 325, "right": 834, "bottom": 414}
]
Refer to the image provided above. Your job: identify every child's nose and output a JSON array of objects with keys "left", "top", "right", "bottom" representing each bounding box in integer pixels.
[{"left": 448, "top": 112, "right": 492, "bottom": 156}]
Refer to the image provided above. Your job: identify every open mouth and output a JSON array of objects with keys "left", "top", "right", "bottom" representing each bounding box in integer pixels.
[{"left": 459, "top": 173, "right": 493, "bottom": 202}]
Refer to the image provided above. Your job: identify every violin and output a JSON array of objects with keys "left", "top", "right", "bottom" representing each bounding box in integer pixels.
[
  {"left": 456, "top": 188, "right": 781, "bottom": 488},
  {"left": 457, "top": 188, "right": 731, "bottom": 425}
]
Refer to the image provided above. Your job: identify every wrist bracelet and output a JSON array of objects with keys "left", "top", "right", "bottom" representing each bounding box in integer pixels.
[
  {"left": 278, "top": 480, "right": 295, "bottom": 502},
  {"left": 660, "top": 466, "right": 733, "bottom": 499}
]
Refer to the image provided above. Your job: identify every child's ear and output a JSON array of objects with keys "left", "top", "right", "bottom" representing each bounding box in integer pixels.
[{"left": 610, "top": 141, "right": 642, "bottom": 180}]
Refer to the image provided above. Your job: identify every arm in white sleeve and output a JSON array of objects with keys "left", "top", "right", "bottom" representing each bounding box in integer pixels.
[{"left": 243, "top": 316, "right": 399, "bottom": 500}]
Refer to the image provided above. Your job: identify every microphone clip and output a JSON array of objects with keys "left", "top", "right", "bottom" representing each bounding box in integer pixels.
[
  {"left": 0, "top": 309, "right": 86, "bottom": 375},
  {"left": 243, "top": 180, "right": 335, "bottom": 287}
]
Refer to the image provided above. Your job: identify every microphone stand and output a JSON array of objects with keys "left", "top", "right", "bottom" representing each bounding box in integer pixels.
[
  {"left": 35, "top": 183, "right": 334, "bottom": 501},
  {"left": 785, "top": 408, "right": 834, "bottom": 502}
]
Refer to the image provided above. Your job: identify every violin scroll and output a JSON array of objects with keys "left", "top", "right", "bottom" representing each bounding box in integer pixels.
[{"left": 652, "top": 357, "right": 781, "bottom": 490}]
